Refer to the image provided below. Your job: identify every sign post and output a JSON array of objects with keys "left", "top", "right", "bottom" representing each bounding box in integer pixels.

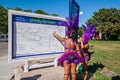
[
  {"left": 69, "top": 0, "right": 80, "bottom": 20},
  {"left": 8, "top": 10, "right": 66, "bottom": 71}
]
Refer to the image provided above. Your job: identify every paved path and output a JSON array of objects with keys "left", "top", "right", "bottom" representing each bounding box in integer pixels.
[
  {"left": 0, "top": 42, "right": 95, "bottom": 80},
  {"left": 0, "top": 42, "right": 64, "bottom": 80},
  {"left": 0, "top": 42, "right": 24, "bottom": 80},
  {"left": 0, "top": 42, "right": 13, "bottom": 80},
  {"left": 21, "top": 66, "right": 64, "bottom": 80}
]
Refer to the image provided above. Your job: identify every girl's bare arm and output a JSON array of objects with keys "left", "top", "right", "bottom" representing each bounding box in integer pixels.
[
  {"left": 80, "top": 37, "right": 89, "bottom": 49},
  {"left": 52, "top": 31, "right": 65, "bottom": 42}
]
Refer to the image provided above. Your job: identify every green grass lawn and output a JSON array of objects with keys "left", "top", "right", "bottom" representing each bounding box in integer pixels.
[{"left": 87, "top": 40, "right": 120, "bottom": 80}]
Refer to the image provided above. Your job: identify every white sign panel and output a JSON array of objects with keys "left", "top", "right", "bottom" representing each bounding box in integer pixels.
[{"left": 8, "top": 10, "right": 65, "bottom": 61}]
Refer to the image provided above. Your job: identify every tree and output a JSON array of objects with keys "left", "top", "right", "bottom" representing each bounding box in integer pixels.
[
  {"left": 34, "top": 9, "right": 59, "bottom": 16},
  {"left": 14, "top": 7, "right": 22, "bottom": 11},
  {"left": 78, "top": 27, "right": 83, "bottom": 35},
  {"left": 24, "top": 9, "right": 32, "bottom": 13},
  {"left": 87, "top": 8, "right": 120, "bottom": 40},
  {"left": 34, "top": 9, "right": 48, "bottom": 15},
  {"left": 0, "top": 6, "right": 59, "bottom": 35},
  {"left": 0, "top": 6, "right": 8, "bottom": 34},
  {"left": 50, "top": 14, "right": 59, "bottom": 16}
]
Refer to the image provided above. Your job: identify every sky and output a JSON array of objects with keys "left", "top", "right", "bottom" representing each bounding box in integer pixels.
[{"left": 0, "top": 0, "right": 120, "bottom": 26}]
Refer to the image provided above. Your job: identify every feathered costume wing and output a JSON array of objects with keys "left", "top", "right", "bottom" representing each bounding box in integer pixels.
[
  {"left": 82, "top": 23, "right": 96, "bottom": 44},
  {"left": 58, "top": 13, "right": 79, "bottom": 36}
]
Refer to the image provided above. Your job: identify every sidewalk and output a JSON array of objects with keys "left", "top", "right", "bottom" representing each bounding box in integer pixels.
[
  {"left": 0, "top": 42, "right": 95, "bottom": 80},
  {"left": 20, "top": 66, "right": 64, "bottom": 80},
  {"left": 0, "top": 42, "right": 23, "bottom": 80},
  {"left": 0, "top": 53, "right": 64, "bottom": 80},
  {"left": 0, "top": 55, "right": 64, "bottom": 80},
  {"left": 0, "top": 56, "right": 13, "bottom": 80},
  {"left": 0, "top": 42, "right": 64, "bottom": 80},
  {"left": 0, "top": 42, "right": 12, "bottom": 80},
  {"left": 0, "top": 56, "right": 24, "bottom": 80}
]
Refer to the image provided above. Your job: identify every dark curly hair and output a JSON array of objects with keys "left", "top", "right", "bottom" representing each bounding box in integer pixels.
[{"left": 70, "top": 31, "right": 78, "bottom": 42}]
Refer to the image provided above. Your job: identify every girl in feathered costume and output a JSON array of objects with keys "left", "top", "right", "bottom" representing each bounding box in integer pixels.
[
  {"left": 78, "top": 23, "right": 96, "bottom": 80},
  {"left": 52, "top": 14, "right": 84, "bottom": 80}
]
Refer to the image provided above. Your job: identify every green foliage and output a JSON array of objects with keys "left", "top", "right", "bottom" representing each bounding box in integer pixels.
[
  {"left": 0, "top": 6, "right": 8, "bottom": 34},
  {"left": 34, "top": 9, "right": 48, "bottom": 15},
  {"left": 88, "top": 41, "right": 120, "bottom": 79},
  {"left": 14, "top": 7, "right": 22, "bottom": 11},
  {"left": 50, "top": 14, "right": 58, "bottom": 16},
  {"left": 0, "top": 5, "right": 59, "bottom": 34},
  {"left": 24, "top": 9, "right": 32, "bottom": 13},
  {"left": 34, "top": 9, "right": 59, "bottom": 16},
  {"left": 87, "top": 8, "right": 120, "bottom": 40},
  {"left": 78, "top": 27, "right": 83, "bottom": 35}
]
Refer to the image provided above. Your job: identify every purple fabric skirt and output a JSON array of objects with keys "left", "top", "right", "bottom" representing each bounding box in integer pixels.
[
  {"left": 84, "top": 51, "right": 91, "bottom": 61},
  {"left": 84, "top": 55, "right": 90, "bottom": 61},
  {"left": 81, "top": 49, "right": 91, "bottom": 61},
  {"left": 58, "top": 52, "right": 84, "bottom": 67}
]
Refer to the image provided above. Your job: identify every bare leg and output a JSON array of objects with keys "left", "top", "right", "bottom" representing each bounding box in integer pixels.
[
  {"left": 71, "top": 63, "right": 77, "bottom": 80},
  {"left": 63, "top": 61, "right": 71, "bottom": 80},
  {"left": 82, "top": 61, "right": 88, "bottom": 80}
]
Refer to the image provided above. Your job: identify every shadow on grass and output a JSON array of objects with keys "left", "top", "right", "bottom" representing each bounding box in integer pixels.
[
  {"left": 112, "top": 76, "right": 120, "bottom": 80},
  {"left": 90, "top": 51, "right": 95, "bottom": 55},
  {"left": 87, "top": 62, "right": 105, "bottom": 73},
  {"left": 21, "top": 74, "right": 41, "bottom": 80},
  {"left": 76, "top": 62, "right": 105, "bottom": 80}
]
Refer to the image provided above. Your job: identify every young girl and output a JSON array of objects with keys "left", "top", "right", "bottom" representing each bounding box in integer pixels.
[
  {"left": 80, "top": 37, "right": 90, "bottom": 80},
  {"left": 52, "top": 30, "right": 84, "bottom": 80},
  {"left": 77, "top": 24, "right": 96, "bottom": 80}
]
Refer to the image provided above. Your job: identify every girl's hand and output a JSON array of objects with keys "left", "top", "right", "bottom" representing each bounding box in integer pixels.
[
  {"left": 80, "top": 37, "right": 82, "bottom": 41},
  {"left": 52, "top": 31, "right": 56, "bottom": 35},
  {"left": 52, "top": 31, "right": 65, "bottom": 42}
]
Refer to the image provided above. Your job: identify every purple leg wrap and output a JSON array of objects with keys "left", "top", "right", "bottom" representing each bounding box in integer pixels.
[
  {"left": 85, "top": 56, "right": 89, "bottom": 61},
  {"left": 84, "top": 54, "right": 91, "bottom": 61},
  {"left": 82, "top": 49, "right": 91, "bottom": 61}
]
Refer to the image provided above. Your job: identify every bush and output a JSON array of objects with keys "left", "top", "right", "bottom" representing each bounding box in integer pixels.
[{"left": 110, "top": 35, "right": 118, "bottom": 40}]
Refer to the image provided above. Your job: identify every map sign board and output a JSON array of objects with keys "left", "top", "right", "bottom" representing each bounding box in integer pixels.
[{"left": 8, "top": 10, "right": 65, "bottom": 62}]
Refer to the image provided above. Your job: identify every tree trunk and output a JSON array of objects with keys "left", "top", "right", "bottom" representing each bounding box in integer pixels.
[{"left": 102, "top": 33, "right": 111, "bottom": 40}]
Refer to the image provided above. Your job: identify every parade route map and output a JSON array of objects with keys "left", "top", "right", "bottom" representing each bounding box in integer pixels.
[
  {"left": 16, "top": 22, "right": 65, "bottom": 56},
  {"left": 8, "top": 10, "right": 66, "bottom": 60}
]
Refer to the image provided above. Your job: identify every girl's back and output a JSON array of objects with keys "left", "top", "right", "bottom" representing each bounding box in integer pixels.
[{"left": 64, "top": 38, "right": 76, "bottom": 53}]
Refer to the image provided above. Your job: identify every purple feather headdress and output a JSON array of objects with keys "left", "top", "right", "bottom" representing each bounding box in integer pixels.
[
  {"left": 59, "top": 14, "right": 79, "bottom": 36},
  {"left": 82, "top": 23, "right": 96, "bottom": 44}
]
